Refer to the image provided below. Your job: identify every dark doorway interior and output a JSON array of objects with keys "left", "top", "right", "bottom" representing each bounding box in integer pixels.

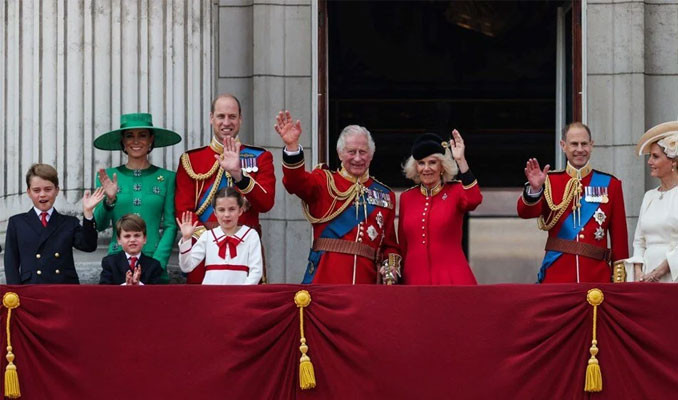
[{"left": 327, "top": 0, "right": 569, "bottom": 188}]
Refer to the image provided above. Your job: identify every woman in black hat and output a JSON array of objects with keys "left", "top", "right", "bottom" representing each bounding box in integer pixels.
[
  {"left": 398, "top": 130, "right": 482, "bottom": 285},
  {"left": 93, "top": 113, "right": 182, "bottom": 283}
]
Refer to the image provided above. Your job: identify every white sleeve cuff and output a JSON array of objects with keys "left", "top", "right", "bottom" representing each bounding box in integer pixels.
[{"left": 283, "top": 144, "right": 303, "bottom": 156}]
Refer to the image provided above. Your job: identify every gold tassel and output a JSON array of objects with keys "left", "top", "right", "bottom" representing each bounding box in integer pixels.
[
  {"left": 3, "top": 292, "right": 21, "bottom": 398},
  {"left": 584, "top": 288, "right": 604, "bottom": 393},
  {"left": 294, "top": 290, "right": 316, "bottom": 390}
]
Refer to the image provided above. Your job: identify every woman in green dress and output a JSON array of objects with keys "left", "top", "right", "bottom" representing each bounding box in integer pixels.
[{"left": 93, "top": 113, "right": 181, "bottom": 283}]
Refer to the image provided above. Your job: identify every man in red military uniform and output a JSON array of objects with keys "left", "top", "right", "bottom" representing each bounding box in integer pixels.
[
  {"left": 175, "top": 94, "right": 275, "bottom": 283},
  {"left": 275, "top": 110, "right": 401, "bottom": 284},
  {"left": 517, "top": 122, "right": 628, "bottom": 283}
]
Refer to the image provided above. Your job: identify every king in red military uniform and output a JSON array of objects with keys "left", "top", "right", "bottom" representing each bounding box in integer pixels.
[
  {"left": 517, "top": 122, "right": 628, "bottom": 283},
  {"left": 175, "top": 94, "right": 275, "bottom": 283},
  {"left": 275, "top": 111, "right": 401, "bottom": 284}
]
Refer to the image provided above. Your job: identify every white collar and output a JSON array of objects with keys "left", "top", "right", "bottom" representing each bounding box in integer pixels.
[
  {"left": 124, "top": 252, "right": 142, "bottom": 260},
  {"left": 33, "top": 207, "right": 54, "bottom": 218}
]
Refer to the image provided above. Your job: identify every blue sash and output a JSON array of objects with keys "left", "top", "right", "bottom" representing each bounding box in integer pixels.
[
  {"left": 197, "top": 147, "right": 265, "bottom": 223},
  {"left": 197, "top": 174, "right": 229, "bottom": 223},
  {"left": 302, "top": 179, "right": 389, "bottom": 283},
  {"left": 537, "top": 171, "right": 611, "bottom": 283}
]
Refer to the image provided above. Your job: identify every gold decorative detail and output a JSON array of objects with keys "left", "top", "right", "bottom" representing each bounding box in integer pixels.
[
  {"left": 419, "top": 183, "right": 443, "bottom": 197},
  {"left": 339, "top": 166, "right": 369, "bottom": 184},
  {"left": 301, "top": 170, "right": 365, "bottom": 225},
  {"left": 585, "top": 288, "right": 604, "bottom": 393},
  {"left": 462, "top": 179, "right": 478, "bottom": 190},
  {"left": 612, "top": 261, "right": 626, "bottom": 283},
  {"left": 236, "top": 175, "right": 256, "bottom": 195},
  {"left": 157, "top": 175, "right": 165, "bottom": 182},
  {"left": 209, "top": 137, "right": 225, "bottom": 154},
  {"left": 195, "top": 169, "right": 230, "bottom": 216},
  {"left": 566, "top": 162, "right": 592, "bottom": 179},
  {"left": 294, "top": 290, "right": 316, "bottom": 390},
  {"left": 180, "top": 153, "right": 220, "bottom": 181},
  {"left": 283, "top": 158, "right": 305, "bottom": 169},
  {"left": 538, "top": 175, "right": 581, "bottom": 231},
  {"left": 3, "top": 292, "right": 21, "bottom": 398}
]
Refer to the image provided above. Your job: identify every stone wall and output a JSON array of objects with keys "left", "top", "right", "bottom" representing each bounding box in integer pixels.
[
  {"left": 215, "top": 0, "right": 313, "bottom": 283},
  {"left": 587, "top": 0, "right": 678, "bottom": 249}
]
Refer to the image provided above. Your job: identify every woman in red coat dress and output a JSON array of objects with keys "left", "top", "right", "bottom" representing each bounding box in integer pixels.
[{"left": 398, "top": 131, "right": 482, "bottom": 285}]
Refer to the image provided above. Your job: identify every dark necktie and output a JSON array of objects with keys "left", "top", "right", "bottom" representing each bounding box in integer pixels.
[
  {"left": 129, "top": 256, "right": 138, "bottom": 272},
  {"left": 40, "top": 212, "right": 48, "bottom": 227}
]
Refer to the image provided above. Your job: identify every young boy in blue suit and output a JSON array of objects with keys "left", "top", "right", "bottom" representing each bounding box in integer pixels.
[
  {"left": 4, "top": 164, "right": 105, "bottom": 284},
  {"left": 99, "top": 214, "right": 164, "bottom": 285}
]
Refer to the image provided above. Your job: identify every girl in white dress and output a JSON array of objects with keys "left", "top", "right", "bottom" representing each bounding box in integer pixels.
[
  {"left": 177, "top": 187, "right": 262, "bottom": 285},
  {"left": 625, "top": 122, "right": 678, "bottom": 282}
]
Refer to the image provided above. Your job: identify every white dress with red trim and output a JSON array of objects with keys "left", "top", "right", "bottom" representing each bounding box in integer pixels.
[{"left": 178, "top": 225, "right": 262, "bottom": 285}]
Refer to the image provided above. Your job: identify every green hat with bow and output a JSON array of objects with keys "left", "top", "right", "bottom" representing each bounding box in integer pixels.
[{"left": 93, "top": 113, "right": 181, "bottom": 151}]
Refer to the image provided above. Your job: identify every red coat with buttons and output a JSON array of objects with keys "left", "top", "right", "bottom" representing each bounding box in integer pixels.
[
  {"left": 398, "top": 181, "right": 482, "bottom": 285},
  {"left": 282, "top": 153, "right": 399, "bottom": 284},
  {"left": 517, "top": 169, "right": 628, "bottom": 283}
]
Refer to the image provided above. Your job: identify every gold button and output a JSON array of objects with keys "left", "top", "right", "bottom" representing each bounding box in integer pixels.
[
  {"left": 421, "top": 219, "right": 425, "bottom": 222},
  {"left": 55, "top": 269, "right": 60, "bottom": 274},
  {"left": 36, "top": 270, "right": 42, "bottom": 275},
  {"left": 422, "top": 241, "right": 426, "bottom": 244},
  {"left": 358, "top": 238, "right": 363, "bottom": 242},
  {"left": 579, "top": 234, "right": 585, "bottom": 239},
  {"left": 55, "top": 253, "right": 60, "bottom": 258},
  {"left": 36, "top": 254, "right": 41, "bottom": 259},
  {"left": 422, "top": 233, "right": 425, "bottom": 237}
]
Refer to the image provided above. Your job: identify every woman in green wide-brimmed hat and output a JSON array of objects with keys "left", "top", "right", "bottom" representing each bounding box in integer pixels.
[{"left": 94, "top": 113, "right": 182, "bottom": 283}]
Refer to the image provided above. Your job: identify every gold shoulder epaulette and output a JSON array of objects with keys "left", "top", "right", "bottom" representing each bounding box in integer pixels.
[
  {"left": 547, "top": 168, "right": 565, "bottom": 175},
  {"left": 402, "top": 185, "right": 419, "bottom": 193},
  {"left": 314, "top": 163, "right": 328, "bottom": 170},
  {"left": 181, "top": 153, "right": 220, "bottom": 181}
]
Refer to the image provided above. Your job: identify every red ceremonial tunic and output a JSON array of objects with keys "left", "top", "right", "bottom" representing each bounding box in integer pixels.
[
  {"left": 282, "top": 150, "right": 399, "bottom": 284},
  {"left": 517, "top": 163, "right": 628, "bottom": 283},
  {"left": 175, "top": 138, "right": 275, "bottom": 283},
  {"left": 399, "top": 175, "right": 482, "bottom": 285}
]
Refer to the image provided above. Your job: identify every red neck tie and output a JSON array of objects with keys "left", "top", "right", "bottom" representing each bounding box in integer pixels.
[
  {"left": 40, "top": 212, "right": 48, "bottom": 227},
  {"left": 129, "top": 256, "right": 138, "bottom": 272},
  {"left": 217, "top": 236, "right": 241, "bottom": 259}
]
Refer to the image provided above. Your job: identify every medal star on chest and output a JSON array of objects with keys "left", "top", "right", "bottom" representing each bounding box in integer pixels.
[
  {"left": 366, "top": 225, "right": 378, "bottom": 241},
  {"left": 593, "top": 208, "right": 606, "bottom": 225}
]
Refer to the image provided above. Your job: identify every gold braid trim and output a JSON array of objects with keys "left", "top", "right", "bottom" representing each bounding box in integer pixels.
[
  {"left": 180, "top": 153, "right": 220, "bottom": 181},
  {"left": 537, "top": 175, "right": 581, "bottom": 231},
  {"left": 195, "top": 168, "right": 233, "bottom": 216},
  {"left": 302, "top": 170, "right": 363, "bottom": 224}
]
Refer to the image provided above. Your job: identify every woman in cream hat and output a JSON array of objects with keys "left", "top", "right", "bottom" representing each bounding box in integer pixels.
[
  {"left": 93, "top": 113, "right": 181, "bottom": 283},
  {"left": 625, "top": 121, "right": 678, "bottom": 282}
]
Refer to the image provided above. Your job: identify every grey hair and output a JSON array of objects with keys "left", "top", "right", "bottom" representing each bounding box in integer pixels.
[
  {"left": 336, "top": 125, "right": 375, "bottom": 155},
  {"left": 402, "top": 152, "right": 458, "bottom": 184}
]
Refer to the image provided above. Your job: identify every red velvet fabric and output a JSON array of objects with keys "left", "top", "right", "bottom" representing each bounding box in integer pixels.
[{"left": 1, "top": 283, "right": 676, "bottom": 399}]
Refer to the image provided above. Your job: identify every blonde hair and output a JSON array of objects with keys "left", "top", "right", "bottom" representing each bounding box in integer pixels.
[{"left": 402, "top": 152, "right": 458, "bottom": 184}]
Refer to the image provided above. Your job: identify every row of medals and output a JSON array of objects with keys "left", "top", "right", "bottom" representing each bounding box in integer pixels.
[
  {"left": 240, "top": 158, "right": 258, "bottom": 173},
  {"left": 584, "top": 186, "right": 608, "bottom": 204}
]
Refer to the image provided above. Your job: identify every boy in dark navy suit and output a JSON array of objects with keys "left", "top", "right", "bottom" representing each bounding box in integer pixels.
[
  {"left": 4, "top": 164, "right": 105, "bottom": 284},
  {"left": 99, "top": 214, "right": 164, "bottom": 285}
]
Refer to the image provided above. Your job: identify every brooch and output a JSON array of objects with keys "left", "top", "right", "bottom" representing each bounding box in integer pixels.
[
  {"left": 157, "top": 175, "right": 165, "bottom": 182},
  {"left": 376, "top": 211, "right": 384, "bottom": 229},
  {"left": 593, "top": 209, "right": 606, "bottom": 225},
  {"left": 367, "top": 225, "right": 378, "bottom": 241}
]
